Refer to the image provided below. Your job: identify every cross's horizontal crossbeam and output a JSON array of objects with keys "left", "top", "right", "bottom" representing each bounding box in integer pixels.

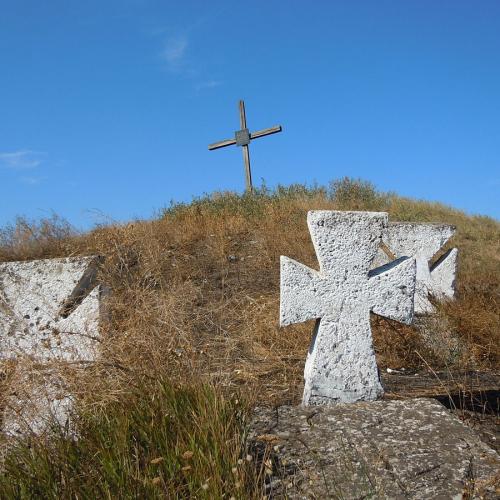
[
  {"left": 208, "top": 125, "right": 282, "bottom": 150},
  {"left": 249, "top": 125, "right": 282, "bottom": 140},
  {"left": 208, "top": 138, "right": 236, "bottom": 150}
]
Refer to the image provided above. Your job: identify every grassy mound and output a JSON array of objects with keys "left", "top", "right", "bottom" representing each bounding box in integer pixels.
[{"left": 0, "top": 178, "right": 498, "bottom": 496}]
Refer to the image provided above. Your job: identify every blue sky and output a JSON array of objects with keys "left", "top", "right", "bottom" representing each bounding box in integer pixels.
[{"left": 1, "top": 0, "right": 499, "bottom": 228}]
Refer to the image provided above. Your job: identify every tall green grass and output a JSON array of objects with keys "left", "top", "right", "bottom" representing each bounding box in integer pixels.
[{"left": 0, "top": 380, "right": 252, "bottom": 499}]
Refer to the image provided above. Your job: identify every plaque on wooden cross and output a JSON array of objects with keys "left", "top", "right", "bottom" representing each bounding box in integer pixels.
[{"left": 208, "top": 100, "right": 282, "bottom": 192}]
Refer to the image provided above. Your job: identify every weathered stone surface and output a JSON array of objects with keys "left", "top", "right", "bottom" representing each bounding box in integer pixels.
[
  {"left": 0, "top": 256, "right": 103, "bottom": 437},
  {"left": 280, "top": 211, "right": 416, "bottom": 405},
  {"left": 2, "top": 367, "right": 74, "bottom": 437},
  {"left": 376, "top": 223, "right": 458, "bottom": 314},
  {"left": 0, "top": 257, "right": 101, "bottom": 361},
  {"left": 250, "top": 398, "right": 500, "bottom": 499}
]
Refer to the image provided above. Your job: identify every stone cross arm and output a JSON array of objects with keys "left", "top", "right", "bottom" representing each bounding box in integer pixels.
[
  {"left": 280, "top": 255, "right": 416, "bottom": 327},
  {"left": 280, "top": 211, "right": 416, "bottom": 328},
  {"left": 429, "top": 247, "right": 458, "bottom": 299}
]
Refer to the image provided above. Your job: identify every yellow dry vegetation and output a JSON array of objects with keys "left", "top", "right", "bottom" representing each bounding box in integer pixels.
[{"left": 0, "top": 179, "right": 498, "bottom": 410}]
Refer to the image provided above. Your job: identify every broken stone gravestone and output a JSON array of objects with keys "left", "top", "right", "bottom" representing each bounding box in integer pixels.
[
  {"left": 0, "top": 256, "right": 103, "bottom": 436},
  {"left": 280, "top": 211, "right": 417, "bottom": 405},
  {"left": 376, "top": 222, "right": 458, "bottom": 314}
]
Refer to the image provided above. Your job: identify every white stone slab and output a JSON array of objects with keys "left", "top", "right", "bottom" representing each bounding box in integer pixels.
[
  {"left": 0, "top": 257, "right": 101, "bottom": 361},
  {"left": 2, "top": 367, "right": 74, "bottom": 437},
  {"left": 0, "top": 256, "right": 102, "bottom": 438},
  {"left": 280, "top": 211, "right": 416, "bottom": 405},
  {"left": 377, "top": 223, "right": 458, "bottom": 314}
]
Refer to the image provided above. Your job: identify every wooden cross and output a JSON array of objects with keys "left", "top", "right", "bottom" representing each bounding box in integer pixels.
[{"left": 208, "top": 100, "right": 282, "bottom": 192}]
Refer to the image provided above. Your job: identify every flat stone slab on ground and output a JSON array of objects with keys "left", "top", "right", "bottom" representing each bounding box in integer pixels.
[{"left": 250, "top": 398, "right": 499, "bottom": 499}]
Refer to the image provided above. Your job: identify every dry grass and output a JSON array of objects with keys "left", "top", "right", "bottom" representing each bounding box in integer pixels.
[
  {"left": 1, "top": 179, "right": 498, "bottom": 408},
  {"left": 0, "top": 179, "right": 498, "bottom": 496}
]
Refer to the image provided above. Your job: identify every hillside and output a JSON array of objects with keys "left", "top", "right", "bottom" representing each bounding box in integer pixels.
[{"left": 0, "top": 178, "right": 499, "bottom": 497}]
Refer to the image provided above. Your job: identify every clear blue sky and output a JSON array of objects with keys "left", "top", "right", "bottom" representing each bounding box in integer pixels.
[{"left": 1, "top": 0, "right": 499, "bottom": 228}]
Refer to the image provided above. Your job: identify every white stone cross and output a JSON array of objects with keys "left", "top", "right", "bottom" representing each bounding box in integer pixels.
[
  {"left": 0, "top": 256, "right": 102, "bottom": 436},
  {"left": 280, "top": 211, "right": 417, "bottom": 406},
  {"left": 376, "top": 223, "right": 458, "bottom": 314}
]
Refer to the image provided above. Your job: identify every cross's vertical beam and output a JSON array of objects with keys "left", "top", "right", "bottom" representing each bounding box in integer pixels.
[{"left": 239, "top": 100, "right": 253, "bottom": 192}]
